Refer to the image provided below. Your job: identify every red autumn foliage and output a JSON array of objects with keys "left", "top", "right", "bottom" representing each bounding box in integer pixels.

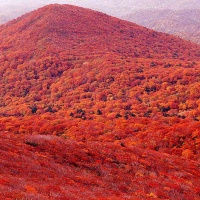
[{"left": 0, "top": 4, "right": 200, "bottom": 199}]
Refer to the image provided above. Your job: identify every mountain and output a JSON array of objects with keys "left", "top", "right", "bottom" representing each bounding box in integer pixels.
[
  {"left": 1, "top": 4, "right": 199, "bottom": 116},
  {"left": 122, "top": 9, "right": 200, "bottom": 44},
  {"left": 1, "top": 1, "right": 199, "bottom": 46},
  {"left": 0, "top": 4, "right": 200, "bottom": 199}
]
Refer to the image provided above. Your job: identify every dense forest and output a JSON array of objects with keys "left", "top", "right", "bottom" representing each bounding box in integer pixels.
[{"left": 0, "top": 4, "right": 200, "bottom": 199}]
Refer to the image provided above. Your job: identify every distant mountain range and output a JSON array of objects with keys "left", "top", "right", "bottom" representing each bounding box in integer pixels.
[
  {"left": 122, "top": 9, "right": 200, "bottom": 44},
  {"left": 88, "top": 0, "right": 200, "bottom": 17}
]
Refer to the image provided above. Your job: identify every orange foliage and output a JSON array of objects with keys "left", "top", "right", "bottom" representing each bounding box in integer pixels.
[{"left": 0, "top": 4, "right": 200, "bottom": 200}]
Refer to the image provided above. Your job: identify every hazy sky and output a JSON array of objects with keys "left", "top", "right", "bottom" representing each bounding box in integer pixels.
[
  {"left": 1, "top": 0, "right": 199, "bottom": 8},
  {"left": 0, "top": 0, "right": 200, "bottom": 23}
]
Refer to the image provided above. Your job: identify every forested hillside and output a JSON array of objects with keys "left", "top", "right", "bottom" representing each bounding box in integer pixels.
[{"left": 0, "top": 4, "right": 200, "bottom": 199}]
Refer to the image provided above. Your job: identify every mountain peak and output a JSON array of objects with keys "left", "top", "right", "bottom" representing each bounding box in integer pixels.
[{"left": 1, "top": 4, "right": 200, "bottom": 61}]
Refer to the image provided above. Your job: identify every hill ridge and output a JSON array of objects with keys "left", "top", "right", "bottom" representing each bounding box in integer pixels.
[{"left": 1, "top": 4, "right": 200, "bottom": 60}]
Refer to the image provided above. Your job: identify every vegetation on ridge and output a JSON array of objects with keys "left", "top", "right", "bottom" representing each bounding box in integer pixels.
[{"left": 0, "top": 4, "right": 200, "bottom": 199}]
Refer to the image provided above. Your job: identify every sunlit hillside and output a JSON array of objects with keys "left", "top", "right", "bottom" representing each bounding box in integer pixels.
[{"left": 0, "top": 4, "right": 200, "bottom": 199}]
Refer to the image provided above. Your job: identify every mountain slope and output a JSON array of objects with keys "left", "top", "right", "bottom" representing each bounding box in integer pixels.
[
  {"left": 2, "top": 4, "right": 199, "bottom": 58},
  {"left": 1, "top": 132, "right": 200, "bottom": 199},
  {"left": 0, "top": 4, "right": 200, "bottom": 116},
  {"left": 0, "top": 4, "right": 200, "bottom": 199},
  {"left": 122, "top": 9, "right": 200, "bottom": 44}
]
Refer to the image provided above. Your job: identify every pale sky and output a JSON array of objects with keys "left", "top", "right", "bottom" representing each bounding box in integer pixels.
[{"left": 0, "top": 0, "right": 199, "bottom": 23}]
